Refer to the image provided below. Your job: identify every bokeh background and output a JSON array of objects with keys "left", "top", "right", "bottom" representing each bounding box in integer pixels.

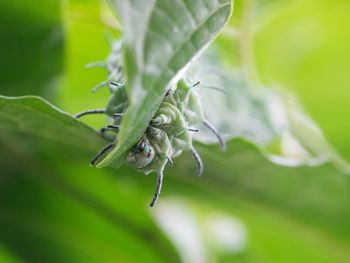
[{"left": 1, "top": 0, "right": 350, "bottom": 262}]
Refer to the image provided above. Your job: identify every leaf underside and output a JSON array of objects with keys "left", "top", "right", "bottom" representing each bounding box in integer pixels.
[{"left": 0, "top": 96, "right": 105, "bottom": 151}]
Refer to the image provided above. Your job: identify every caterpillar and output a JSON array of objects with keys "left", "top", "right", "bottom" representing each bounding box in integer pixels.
[{"left": 75, "top": 41, "right": 225, "bottom": 207}]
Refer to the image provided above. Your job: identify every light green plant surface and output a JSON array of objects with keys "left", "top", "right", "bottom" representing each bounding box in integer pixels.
[
  {"left": 1, "top": 0, "right": 350, "bottom": 262},
  {"left": 0, "top": 96, "right": 105, "bottom": 150},
  {"left": 255, "top": 0, "right": 350, "bottom": 162}
]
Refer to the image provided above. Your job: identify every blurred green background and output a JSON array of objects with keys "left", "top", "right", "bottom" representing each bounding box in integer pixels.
[{"left": 1, "top": 0, "right": 350, "bottom": 262}]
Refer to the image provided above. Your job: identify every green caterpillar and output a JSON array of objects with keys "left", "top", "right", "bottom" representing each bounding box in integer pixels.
[{"left": 75, "top": 41, "right": 225, "bottom": 207}]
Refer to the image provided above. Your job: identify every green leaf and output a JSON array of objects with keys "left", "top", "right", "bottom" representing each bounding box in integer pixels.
[
  {"left": 0, "top": 156, "right": 181, "bottom": 262},
  {"left": 97, "top": 0, "right": 233, "bottom": 168},
  {"left": 0, "top": 0, "right": 63, "bottom": 97},
  {"left": 0, "top": 244, "right": 21, "bottom": 263},
  {"left": 0, "top": 96, "right": 105, "bottom": 150}
]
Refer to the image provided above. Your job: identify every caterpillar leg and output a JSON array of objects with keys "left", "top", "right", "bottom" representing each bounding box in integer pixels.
[
  {"left": 91, "top": 80, "right": 109, "bottom": 93},
  {"left": 100, "top": 125, "right": 119, "bottom": 141},
  {"left": 150, "top": 170, "right": 164, "bottom": 207},
  {"left": 193, "top": 81, "right": 200, "bottom": 87},
  {"left": 112, "top": 113, "right": 124, "bottom": 119},
  {"left": 106, "top": 125, "right": 119, "bottom": 130},
  {"left": 91, "top": 143, "right": 115, "bottom": 166},
  {"left": 167, "top": 155, "right": 173, "bottom": 166},
  {"left": 203, "top": 119, "right": 226, "bottom": 151},
  {"left": 189, "top": 146, "right": 203, "bottom": 176},
  {"left": 204, "top": 86, "right": 226, "bottom": 94},
  {"left": 187, "top": 127, "right": 199, "bottom": 132},
  {"left": 74, "top": 109, "right": 106, "bottom": 119},
  {"left": 85, "top": 61, "right": 106, "bottom": 68}
]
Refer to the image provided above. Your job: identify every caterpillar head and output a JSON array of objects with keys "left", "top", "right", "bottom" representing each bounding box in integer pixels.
[{"left": 127, "top": 136, "right": 155, "bottom": 169}]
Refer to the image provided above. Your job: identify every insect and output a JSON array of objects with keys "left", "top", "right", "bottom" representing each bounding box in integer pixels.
[{"left": 75, "top": 41, "right": 225, "bottom": 207}]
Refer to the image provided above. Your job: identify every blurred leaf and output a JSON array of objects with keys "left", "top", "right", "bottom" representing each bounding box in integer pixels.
[
  {"left": 255, "top": 0, "right": 350, "bottom": 161},
  {"left": 162, "top": 139, "right": 350, "bottom": 262},
  {"left": 0, "top": 157, "right": 180, "bottom": 262},
  {"left": 3, "top": 132, "right": 350, "bottom": 262},
  {"left": 0, "top": 244, "right": 21, "bottom": 263},
  {"left": 97, "top": 0, "right": 233, "bottom": 169},
  {"left": 193, "top": 0, "right": 350, "bottom": 173},
  {"left": 0, "top": 95, "right": 105, "bottom": 150},
  {"left": 59, "top": 0, "right": 115, "bottom": 125},
  {"left": 186, "top": 46, "right": 350, "bottom": 173},
  {"left": 2, "top": 91, "right": 349, "bottom": 262},
  {"left": 0, "top": 0, "right": 63, "bottom": 98}
]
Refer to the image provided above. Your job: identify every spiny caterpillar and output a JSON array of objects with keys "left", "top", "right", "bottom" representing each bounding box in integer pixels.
[{"left": 75, "top": 41, "right": 225, "bottom": 207}]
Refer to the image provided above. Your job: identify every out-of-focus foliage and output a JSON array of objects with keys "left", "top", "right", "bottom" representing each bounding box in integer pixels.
[
  {"left": 0, "top": 0, "right": 63, "bottom": 98},
  {"left": 255, "top": 0, "right": 350, "bottom": 162},
  {"left": 1, "top": 0, "right": 350, "bottom": 262}
]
